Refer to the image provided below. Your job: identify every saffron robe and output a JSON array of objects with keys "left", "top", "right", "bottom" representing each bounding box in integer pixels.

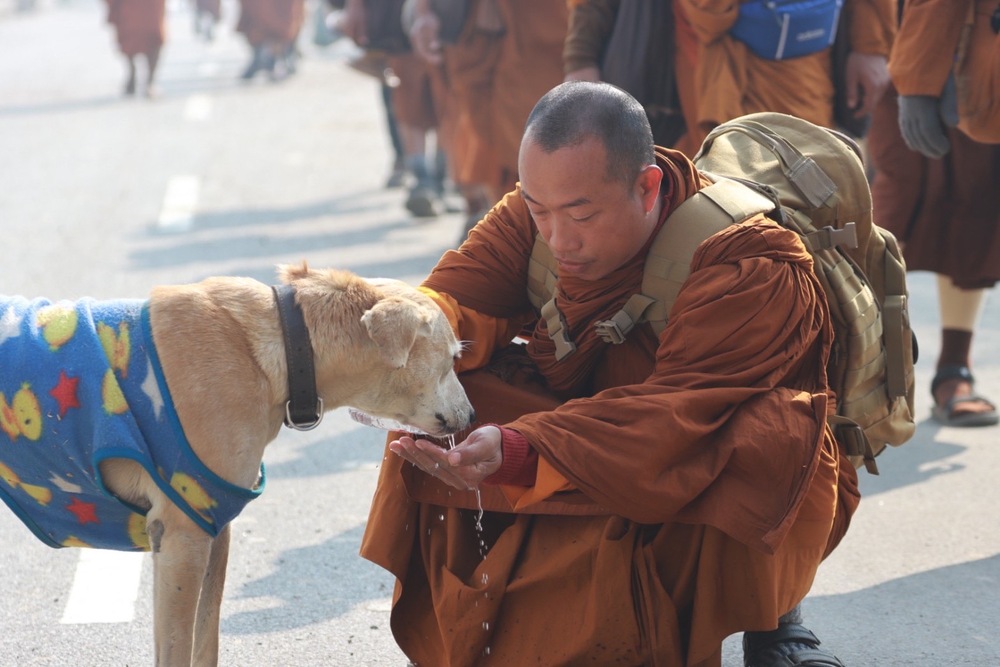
[
  {"left": 236, "top": 0, "right": 306, "bottom": 46},
  {"left": 889, "top": 0, "right": 1000, "bottom": 145},
  {"left": 870, "top": 86, "right": 1000, "bottom": 289},
  {"left": 360, "top": 149, "right": 858, "bottom": 666},
  {"left": 676, "top": 0, "right": 896, "bottom": 144},
  {"left": 106, "top": 0, "right": 165, "bottom": 57},
  {"left": 442, "top": 0, "right": 568, "bottom": 196}
]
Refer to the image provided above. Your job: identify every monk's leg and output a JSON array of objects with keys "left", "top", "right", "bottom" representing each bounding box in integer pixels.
[
  {"left": 144, "top": 46, "right": 161, "bottom": 98},
  {"left": 124, "top": 55, "right": 137, "bottom": 96},
  {"left": 931, "top": 279, "right": 997, "bottom": 425}
]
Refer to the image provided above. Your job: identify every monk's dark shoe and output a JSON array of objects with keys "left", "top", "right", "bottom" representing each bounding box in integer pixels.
[{"left": 743, "top": 622, "right": 846, "bottom": 667}]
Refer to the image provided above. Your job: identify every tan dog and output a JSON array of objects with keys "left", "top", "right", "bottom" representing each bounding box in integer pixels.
[{"left": 0, "top": 263, "right": 474, "bottom": 666}]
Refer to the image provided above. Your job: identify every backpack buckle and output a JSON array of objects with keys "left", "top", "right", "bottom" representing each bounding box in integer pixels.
[
  {"left": 594, "top": 310, "right": 636, "bottom": 345},
  {"left": 805, "top": 222, "right": 858, "bottom": 251}
]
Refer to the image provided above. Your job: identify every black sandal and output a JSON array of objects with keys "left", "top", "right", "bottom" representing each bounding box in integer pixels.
[
  {"left": 931, "top": 365, "right": 999, "bottom": 427},
  {"left": 743, "top": 623, "right": 846, "bottom": 667}
]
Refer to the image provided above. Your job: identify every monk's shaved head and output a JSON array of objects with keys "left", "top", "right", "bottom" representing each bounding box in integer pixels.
[{"left": 522, "top": 81, "right": 655, "bottom": 186}]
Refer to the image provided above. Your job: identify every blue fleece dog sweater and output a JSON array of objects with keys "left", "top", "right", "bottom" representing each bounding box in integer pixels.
[{"left": 0, "top": 297, "right": 265, "bottom": 550}]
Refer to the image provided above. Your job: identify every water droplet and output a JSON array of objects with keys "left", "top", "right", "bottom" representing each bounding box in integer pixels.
[
  {"left": 438, "top": 514, "right": 445, "bottom": 521},
  {"left": 481, "top": 573, "right": 489, "bottom": 585},
  {"left": 482, "top": 621, "right": 490, "bottom": 631},
  {"left": 483, "top": 646, "right": 491, "bottom": 656}
]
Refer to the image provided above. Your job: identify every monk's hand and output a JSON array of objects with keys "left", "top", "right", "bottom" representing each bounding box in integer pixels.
[
  {"left": 898, "top": 95, "right": 950, "bottom": 159},
  {"left": 408, "top": 8, "right": 444, "bottom": 65},
  {"left": 844, "top": 52, "right": 889, "bottom": 118},
  {"left": 389, "top": 426, "right": 502, "bottom": 490}
]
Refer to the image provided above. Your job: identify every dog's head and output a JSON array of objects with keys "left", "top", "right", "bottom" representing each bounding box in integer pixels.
[{"left": 279, "top": 264, "right": 475, "bottom": 436}]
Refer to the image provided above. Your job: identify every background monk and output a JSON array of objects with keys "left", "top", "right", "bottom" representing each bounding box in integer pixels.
[
  {"left": 236, "top": 0, "right": 306, "bottom": 81},
  {"left": 406, "top": 0, "right": 568, "bottom": 220},
  {"left": 360, "top": 82, "right": 859, "bottom": 666},
  {"left": 675, "top": 0, "right": 896, "bottom": 145},
  {"left": 868, "top": 0, "right": 1000, "bottom": 427},
  {"left": 105, "top": 0, "right": 166, "bottom": 98}
]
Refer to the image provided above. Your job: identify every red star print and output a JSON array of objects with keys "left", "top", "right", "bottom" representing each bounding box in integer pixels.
[
  {"left": 66, "top": 497, "right": 99, "bottom": 525},
  {"left": 49, "top": 371, "right": 80, "bottom": 417}
]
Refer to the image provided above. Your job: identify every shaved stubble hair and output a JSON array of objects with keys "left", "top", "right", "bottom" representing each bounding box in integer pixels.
[{"left": 523, "top": 81, "right": 655, "bottom": 187}]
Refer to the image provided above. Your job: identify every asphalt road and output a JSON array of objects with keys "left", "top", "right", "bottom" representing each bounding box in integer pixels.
[{"left": 1, "top": 2, "right": 999, "bottom": 665}]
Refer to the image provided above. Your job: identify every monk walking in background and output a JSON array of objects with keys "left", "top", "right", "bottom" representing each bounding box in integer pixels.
[
  {"left": 236, "top": 0, "right": 306, "bottom": 81},
  {"left": 105, "top": 0, "right": 166, "bottom": 98},
  {"left": 869, "top": 0, "right": 1000, "bottom": 427}
]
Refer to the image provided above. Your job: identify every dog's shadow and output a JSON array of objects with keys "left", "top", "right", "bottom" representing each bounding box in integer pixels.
[{"left": 222, "top": 523, "right": 393, "bottom": 635}]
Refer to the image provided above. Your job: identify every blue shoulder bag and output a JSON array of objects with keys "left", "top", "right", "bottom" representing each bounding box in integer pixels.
[{"left": 730, "top": 0, "right": 844, "bottom": 60}]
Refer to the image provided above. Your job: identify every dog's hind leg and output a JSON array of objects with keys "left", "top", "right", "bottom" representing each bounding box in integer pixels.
[
  {"left": 148, "top": 502, "right": 214, "bottom": 667},
  {"left": 192, "top": 523, "right": 230, "bottom": 667}
]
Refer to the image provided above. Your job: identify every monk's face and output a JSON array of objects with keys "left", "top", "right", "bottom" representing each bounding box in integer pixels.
[{"left": 518, "top": 136, "right": 662, "bottom": 281}]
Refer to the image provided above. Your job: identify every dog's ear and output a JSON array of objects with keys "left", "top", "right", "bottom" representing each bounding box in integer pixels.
[
  {"left": 277, "top": 261, "right": 311, "bottom": 284},
  {"left": 360, "top": 297, "right": 433, "bottom": 368}
]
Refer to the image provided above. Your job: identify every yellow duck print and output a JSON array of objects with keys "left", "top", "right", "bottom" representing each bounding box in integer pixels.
[
  {"left": 170, "top": 472, "right": 218, "bottom": 522},
  {"left": 62, "top": 536, "right": 92, "bottom": 548},
  {"left": 0, "top": 460, "right": 53, "bottom": 506},
  {"left": 0, "top": 383, "right": 43, "bottom": 442},
  {"left": 102, "top": 370, "right": 128, "bottom": 415},
  {"left": 127, "top": 512, "right": 151, "bottom": 550},
  {"left": 36, "top": 304, "right": 78, "bottom": 351},
  {"left": 97, "top": 320, "right": 131, "bottom": 378}
]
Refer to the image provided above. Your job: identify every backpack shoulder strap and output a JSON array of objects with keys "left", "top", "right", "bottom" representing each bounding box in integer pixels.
[
  {"left": 526, "top": 178, "right": 777, "bottom": 355},
  {"left": 630, "top": 177, "right": 776, "bottom": 336}
]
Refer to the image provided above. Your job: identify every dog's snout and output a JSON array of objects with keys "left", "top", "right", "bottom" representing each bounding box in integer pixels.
[{"left": 436, "top": 406, "right": 476, "bottom": 433}]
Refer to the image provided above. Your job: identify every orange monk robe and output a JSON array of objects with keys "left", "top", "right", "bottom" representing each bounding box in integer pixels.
[
  {"left": 236, "top": 0, "right": 305, "bottom": 46},
  {"left": 361, "top": 149, "right": 859, "bottom": 666},
  {"left": 106, "top": 0, "right": 165, "bottom": 57},
  {"left": 889, "top": 0, "right": 1000, "bottom": 144},
  {"left": 676, "top": 0, "right": 895, "bottom": 143},
  {"left": 442, "top": 0, "right": 568, "bottom": 197}
]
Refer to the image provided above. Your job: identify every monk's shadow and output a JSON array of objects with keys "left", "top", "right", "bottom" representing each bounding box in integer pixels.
[{"left": 806, "top": 554, "right": 1000, "bottom": 664}]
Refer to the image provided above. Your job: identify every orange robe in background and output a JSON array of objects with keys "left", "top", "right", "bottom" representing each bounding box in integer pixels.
[
  {"left": 676, "top": 0, "right": 895, "bottom": 144},
  {"left": 361, "top": 149, "right": 858, "bottom": 666},
  {"left": 443, "top": 0, "right": 568, "bottom": 198},
  {"left": 889, "top": 0, "right": 1000, "bottom": 144},
  {"left": 236, "top": 0, "right": 305, "bottom": 46},
  {"left": 106, "top": 0, "right": 166, "bottom": 56}
]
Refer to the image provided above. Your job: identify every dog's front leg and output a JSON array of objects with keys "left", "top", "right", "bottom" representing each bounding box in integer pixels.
[
  {"left": 148, "top": 504, "right": 213, "bottom": 667},
  {"left": 192, "top": 523, "right": 231, "bottom": 667}
]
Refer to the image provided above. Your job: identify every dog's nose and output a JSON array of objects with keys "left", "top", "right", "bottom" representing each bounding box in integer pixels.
[{"left": 468, "top": 407, "right": 477, "bottom": 425}]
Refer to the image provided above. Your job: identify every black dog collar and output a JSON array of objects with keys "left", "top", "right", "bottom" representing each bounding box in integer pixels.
[{"left": 271, "top": 284, "right": 324, "bottom": 430}]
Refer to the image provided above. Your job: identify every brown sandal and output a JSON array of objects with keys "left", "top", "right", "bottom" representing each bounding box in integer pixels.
[{"left": 931, "top": 365, "right": 999, "bottom": 427}]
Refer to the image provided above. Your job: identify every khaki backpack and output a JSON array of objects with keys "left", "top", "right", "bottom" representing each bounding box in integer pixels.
[{"left": 526, "top": 112, "right": 916, "bottom": 474}]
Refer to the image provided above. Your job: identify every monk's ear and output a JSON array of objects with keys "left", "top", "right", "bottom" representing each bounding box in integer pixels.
[
  {"left": 636, "top": 164, "right": 663, "bottom": 213},
  {"left": 360, "top": 297, "right": 434, "bottom": 368}
]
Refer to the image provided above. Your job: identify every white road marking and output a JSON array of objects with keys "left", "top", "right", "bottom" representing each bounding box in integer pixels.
[
  {"left": 184, "top": 94, "right": 212, "bottom": 121},
  {"left": 157, "top": 175, "right": 200, "bottom": 232},
  {"left": 60, "top": 550, "right": 146, "bottom": 624}
]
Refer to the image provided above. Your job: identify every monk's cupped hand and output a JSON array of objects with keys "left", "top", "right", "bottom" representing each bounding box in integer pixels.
[{"left": 389, "top": 426, "right": 502, "bottom": 490}]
